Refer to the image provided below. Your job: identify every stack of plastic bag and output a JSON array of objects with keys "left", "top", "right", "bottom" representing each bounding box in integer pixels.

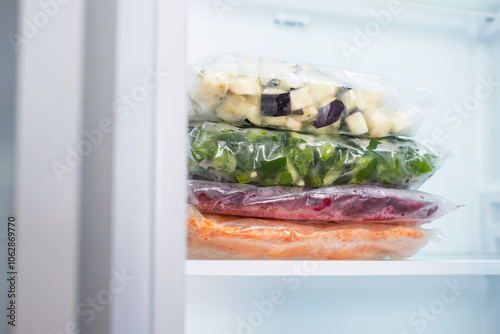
[{"left": 185, "top": 53, "right": 458, "bottom": 260}]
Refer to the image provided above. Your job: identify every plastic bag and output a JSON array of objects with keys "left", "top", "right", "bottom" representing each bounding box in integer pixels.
[
  {"left": 188, "top": 122, "right": 448, "bottom": 189},
  {"left": 187, "top": 206, "right": 439, "bottom": 260},
  {"left": 188, "top": 180, "right": 458, "bottom": 223},
  {"left": 188, "top": 53, "right": 433, "bottom": 138}
]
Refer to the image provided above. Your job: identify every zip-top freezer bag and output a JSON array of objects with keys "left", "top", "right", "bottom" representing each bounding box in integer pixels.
[
  {"left": 187, "top": 206, "right": 440, "bottom": 260},
  {"left": 188, "top": 122, "right": 448, "bottom": 189},
  {"left": 188, "top": 53, "right": 433, "bottom": 138},
  {"left": 188, "top": 180, "right": 458, "bottom": 223}
]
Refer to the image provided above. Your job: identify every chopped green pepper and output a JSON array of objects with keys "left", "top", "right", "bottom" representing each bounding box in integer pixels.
[{"left": 188, "top": 122, "right": 446, "bottom": 189}]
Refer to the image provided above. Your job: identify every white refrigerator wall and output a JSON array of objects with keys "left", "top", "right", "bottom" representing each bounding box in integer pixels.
[
  {"left": 185, "top": 1, "right": 500, "bottom": 334},
  {"left": 186, "top": 275, "right": 500, "bottom": 334},
  {"left": 482, "top": 39, "right": 500, "bottom": 251},
  {"left": 187, "top": 0, "right": 500, "bottom": 254}
]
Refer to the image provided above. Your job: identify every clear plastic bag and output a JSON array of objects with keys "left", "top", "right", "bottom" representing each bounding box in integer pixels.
[
  {"left": 188, "top": 122, "right": 448, "bottom": 189},
  {"left": 188, "top": 180, "right": 458, "bottom": 223},
  {"left": 187, "top": 206, "right": 439, "bottom": 260},
  {"left": 188, "top": 53, "right": 433, "bottom": 138}
]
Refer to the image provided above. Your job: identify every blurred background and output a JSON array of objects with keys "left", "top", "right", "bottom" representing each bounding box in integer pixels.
[{"left": 1, "top": 0, "right": 500, "bottom": 333}]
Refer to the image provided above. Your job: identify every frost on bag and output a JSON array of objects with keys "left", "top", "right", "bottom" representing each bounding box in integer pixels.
[
  {"left": 188, "top": 53, "right": 433, "bottom": 138},
  {"left": 187, "top": 205, "right": 440, "bottom": 260},
  {"left": 188, "top": 122, "right": 448, "bottom": 189},
  {"left": 188, "top": 180, "right": 458, "bottom": 223}
]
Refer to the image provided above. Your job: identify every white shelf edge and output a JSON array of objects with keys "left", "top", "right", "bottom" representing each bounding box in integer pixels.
[{"left": 186, "top": 259, "right": 500, "bottom": 276}]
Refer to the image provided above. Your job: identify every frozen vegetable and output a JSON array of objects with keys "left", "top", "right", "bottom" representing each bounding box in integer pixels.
[
  {"left": 188, "top": 122, "right": 447, "bottom": 189},
  {"left": 187, "top": 205, "right": 438, "bottom": 260},
  {"left": 188, "top": 180, "right": 458, "bottom": 223},
  {"left": 188, "top": 53, "right": 432, "bottom": 138}
]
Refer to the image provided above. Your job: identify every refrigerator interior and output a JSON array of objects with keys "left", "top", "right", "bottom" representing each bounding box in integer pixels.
[
  {"left": 5, "top": 0, "right": 500, "bottom": 333},
  {"left": 184, "top": 0, "right": 500, "bottom": 333},
  {"left": 187, "top": 275, "right": 500, "bottom": 334},
  {"left": 186, "top": 0, "right": 500, "bottom": 256}
]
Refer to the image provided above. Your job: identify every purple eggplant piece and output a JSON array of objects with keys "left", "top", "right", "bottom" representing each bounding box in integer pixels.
[
  {"left": 260, "top": 92, "right": 292, "bottom": 117},
  {"left": 313, "top": 100, "right": 345, "bottom": 128}
]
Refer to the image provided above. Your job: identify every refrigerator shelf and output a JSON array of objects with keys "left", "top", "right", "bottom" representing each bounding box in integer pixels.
[{"left": 186, "top": 253, "right": 500, "bottom": 276}]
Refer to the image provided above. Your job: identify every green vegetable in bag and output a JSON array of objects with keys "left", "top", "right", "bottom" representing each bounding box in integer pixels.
[{"left": 188, "top": 122, "right": 447, "bottom": 189}]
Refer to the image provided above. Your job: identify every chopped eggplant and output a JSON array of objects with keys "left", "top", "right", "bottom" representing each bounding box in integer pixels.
[
  {"left": 192, "top": 73, "right": 230, "bottom": 111},
  {"left": 292, "top": 105, "right": 318, "bottom": 124},
  {"left": 216, "top": 95, "right": 256, "bottom": 123},
  {"left": 339, "top": 90, "right": 358, "bottom": 112},
  {"left": 290, "top": 86, "right": 314, "bottom": 111},
  {"left": 309, "top": 83, "right": 339, "bottom": 105},
  {"left": 354, "top": 90, "right": 384, "bottom": 111},
  {"left": 286, "top": 116, "right": 303, "bottom": 130},
  {"left": 188, "top": 54, "right": 425, "bottom": 138},
  {"left": 391, "top": 112, "right": 414, "bottom": 135},
  {"left": 345, "top": 112, "right": 368, "bottom": 135},
  {"left": 262, "top": 115, "right": 287, "bottom": 127},
  {"left": 263, "top": 87, "right": 288, "bottom": 95},
  {"left": 260, "top": 92, "right": 292, "bottom": 117},
  {"left": 313, "top": 100, "right": 345, "bottom": 128},
  {"left": 364, "top": 109, "right": 392, "bottom": 138},
  {"left": 340, "top": 89, "right": 384, "bottom": 113},
  {"left": 245, "top": 95, "right": 261, "bottom": 107},
  {"left": 229, "top": 75, "right": 261, "bottom": 95}
]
